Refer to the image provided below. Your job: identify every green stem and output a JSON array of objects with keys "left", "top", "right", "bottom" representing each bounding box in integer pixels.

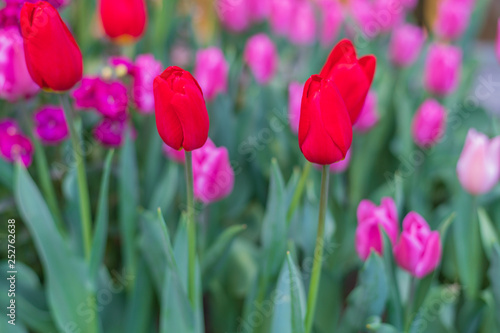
[
  {"left": 185, "top": 151, "right": 197, "bottom": 306},
  {"left": 60, "top": 94, "right": 92, "bottom": 261},
  {"left": 404, "top": 276, "right": 417, "bottom": 329},
  {"left": 305, "top": 165, "right": 330, "bottom": 333},
  {"left": 286, "top": 162, "right": 312, "bottom": 224}
]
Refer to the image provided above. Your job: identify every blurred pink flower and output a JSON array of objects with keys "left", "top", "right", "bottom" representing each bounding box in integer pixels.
[
  {"left": 394, "top": 212, "right": 442, "bottom": 278},
  {"left": 33, "top": 106, "right": 69, "bottom": 145},
  {"left": 249, "top": 0, "right": 270, "bottom": 21},
  {"left": 194, "top": 47, "right": 229, "bottom": 101},
  {"left": 193, "top": 138, "right": 234, "bottom": 204},
  {"left": 288, "top": 81, "right": 304, "bottom": 134},
  {"left": 109, "top": 56, "right": 135, "bottom": 75},
  {"left": 94, "top": 80, "right": 128, "bottom": 118},
  {"left": 133, "top": 54, "right": 162, "bottom": 113},
  {"left": 434, "top": 0, "right": 471, "bottom": 41},
  {"left": 0, "top": 27, "right": 39, "bottom": 101},
  {"left": 372, "top": 0, "right": 405, "bottom": 33},
  {"left": 349, "top": 0, "right": 375, "bottom": 37},
  {"left": 389, "top": 24, "right": 426, "bottom": 67},
  {"left": 457, "top": 129, "right": 500, "bottom": 195},
  {"left": 424, "top": 43, "right": 462, "bottom": 96},
  {"left": 411, "top": 99, "right": 447, "bottom": 148},
  {"left": 317, "top": 0, "right": 343, "bottom": 47},
  {"left": 244, "top": 34, "right": 278, "bottom": 85},
  {"left": 355, "top": 197, "right": 399, "bottom": 261},
  {"left": 163, "top": 144, "right": 185, "bottom": 164},
  {"left": 0, "top": 119, "right": 33, "bottom": 167},
  {"left": 269, "top": 0, "right": 295, "bottom": 37},
  {"left": 93, "top": 115, "right": 130, "bottom": 147},
  {"left": 72, "top": 76, "right": 101, "bottom": 109},
  {"left": 216, "top": 0, "right": 252, "bottom": 32},
  {"left": 329, "top": 148, "right": 351, "bottom": 173},
  {"left": 288, "top": 0, "right": 316, "bottom": 45},
  {"left": 354, "top": 91, "right": 378, "bottom": 132}
]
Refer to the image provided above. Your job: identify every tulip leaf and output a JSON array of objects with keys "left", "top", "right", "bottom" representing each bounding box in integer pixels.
[
  {"left": 488, "top": 244, "right": 500, "bottom": 329},
  {"left": 366, "top": 316, "right": 400, "bottom": 333},
  {"left": 478, "top": 208, "right": 499, "bottom": 259},
  {"left": 125, "top": 261, "right": 154, "bottom": 333},
  {"left": 14, "top": 164, "right": 98, "bottom": 333},
  {"left": 148, "top": 161, "right": 179, "bottom": 213},
  {"left": 0, "top": 157, "right": 13, "bottom": 189}
]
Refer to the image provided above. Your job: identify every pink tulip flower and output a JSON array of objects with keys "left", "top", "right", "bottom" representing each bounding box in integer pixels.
[
  {"left": 288, "top": 0, "right": 316, "bottom": 45},
  {"left": 33, "top": 106, "right": 69, "bottom": 145},
  {"left": 288, "top": 81, "right": 304, "bottom": 134},
  {"left": 244, "top": 34, "right": 278, "bottom": 85},
  {"left": 133, "top": 54, "right": 162, "bottom": 113},
  {"left": 355, "top": 197, "right": 399, "bottom": 261},
  {"left": 394, "top": 212, "right": 442, "bottom": 278},
  {"left": 389, "top": 24, "right": 426, "bottom": 67},
  {"left": 354, "top": 91, "right": 379, "bottom": 132},
  {"left": 194, "top": 47, "right": 229, "bottom": 101},
  {"left": 411, "top": 99, "right": 447, "bottom": 148},
  {"left": 434, "top": 0, "right": 471, "bottom": 41},
  {"left": 317, "top": 0, "right": 343, "bottom": 47},
  {"left": 269, "top": 0, "right": 295, "bottom": 37},
  {"left": 216, "top": 0, "right": 252, "bottom": 32},
  {"left": 424, "top": 43, "right": 462, "bottom": 96},
  {"left": 456, "top": 129, "right": 500, "bottom": 195}
]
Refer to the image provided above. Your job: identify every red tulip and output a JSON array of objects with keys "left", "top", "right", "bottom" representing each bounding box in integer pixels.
[
  {"left": 154, "top": 66, "right": 209, "bottom": 152},
  {"left": 99, "top": 0, "right": 147, "bottom": 43},
  {"left": 20, "top": 1, "right": 82, "bottom": 91},
  {"left": 319, "top": 39, "right": 376, "bottom": 124},
  {"left": 298, "top": 75, "right": 352, "bottom": 165}
]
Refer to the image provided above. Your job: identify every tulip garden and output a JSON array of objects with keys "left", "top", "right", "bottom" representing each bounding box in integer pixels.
[{"left": 1, "top": 0, "right": 500, "bottom": 332}]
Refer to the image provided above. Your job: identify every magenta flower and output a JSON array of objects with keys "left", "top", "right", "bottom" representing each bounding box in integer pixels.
[
  {"left": 94, "top": 80, "right": 128, "bottom": 118},
  {"left": 194, "top": 47, "right": 229, "bottom": 101},
  {"left": 33, "top": 106, "right": 69, "bottom": 145},
  {"left": 244, "top": 34, "right": 278, "bottom": 85},
  {"left": 434, "top": 0, "right": 471, "bottom": 41},
  {"left": 372, "top": 0, "right": 404, "bottom": 33},
  {"left": 162, "top": 144, "right": 185, "bottom": 164},
  {"left": 456, "top": 129, "right": 500, "bottom": 195},
  {"left": 354, "top": 91, "right": 379, "bottom": 133},
  {"left": 269, "top": 0, "right": 295, "bottom": 37},
  {"left": 93, "top": 116, "right": 129, "bottom": 148},
  {"left": 216, "top": 0, "right": 252, "bottom": 32},
  {"left": 0, "top": 119, "right": 33, "bottom": 167},
  {"left": 249, "top": 0, "right": 270, "bottom": 21},
  {"left": 329, "top": 148, "right": 351, "bottom": 173},
  {"left": 109, "top": 56, "right": 135, "bottom": 75},
  {"left": 355, "top": 197, "right": 399, "bottom": 261},
  {"left": 288, "top": 0, "right": 316, "bottom": 45},
  {"left": 394, "top": 212, "right": 442, "bottom": 278},
  {"left": 0, "top": 27, "right": 39, "bottom": 101},
  {"left": 133, "top": 54, "right": 162, "bottom": 113},
  {"left": 193, "top": 138, "right": 234, "bottom": 204},
  {"left": 288, "top": 81, "right": 304, "bottom": 134},
  {"left": 317, "top": 0, "right": 343, "bottom": 47},
  {"left": 424, "top": 43, "right": 462, "bottom": 96},
  {"left": 411, "top": 99, "right": 447, "bottom": 148},
  {"left": 72, "top": 76, "right": 101, "bottom": 109},
  {"left": 389, "top": 24, "right": 426, "bottom": 68}
]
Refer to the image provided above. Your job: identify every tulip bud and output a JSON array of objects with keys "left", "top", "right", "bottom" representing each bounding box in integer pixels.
[
  {"left": 394, "top": 212, "right": 442, "bottom": 278},
  {"left": 320, "top": 39, "right": 376, "bottom": 124},
  {"left": 423, "top": 43, "right": 462, "bottom": 96},
  {"left": 0, "top": 119, "right": 33, "bottom": 167},
  {"left": 317, "top": 0, "right": 343, "bottom": 47},
  {"left": 497, "top": 19, "right": 500, "bottom": 64},
  {"left": 355, "top": 197, "right": 399, "bottom": 261},
  {"left": 288, "top": 81, "right": 304, "bottom": 134},
  {"left": 243, "top": 34, "right": 278, "bottom": 85},
  {"left": 298, "top": 75, "right": 352, "bottom": 165},
  {"left": 133, "top": 54, "right": 162, "bottom": 113},
  {"left": 389, "top": 24, "right": 426, "bottom": 68},
  {"left": 411, "top": 99, "right": 447, "bottom": 148},
  {"left": 216, "top": 0, "right": 252, "bottom": 32},
  {"left": 194, "top": 47, "right": 229, "bottom": 101},
  {"left": 20, "top": 1, "right": 83, "bottom": 91},
  {"left": 154, "top": 66, "right": 209, "bottom": 152},
  {"left": 0, "top": 27, "right": 39, "bottom": 101},
  {"left": 99, "top": 0, "right": 147, "bottom": 43},
  {"left": 33, "top": 106, "right": 69, "bottom": 145},
  {"left": 354, "top": 91, "right": 378, "bottom": 133},
  {"left": 193, "top": 139, "right": 234, "bottom": 204},
  {"left": 456, "top": 129, "right": 500, "bottom": 195},
  {"left": 434, "top": 0, "right": 470, "bottom": 41},
  {"left": 288, "top": 0, "right": 316, "bottom": 45}
]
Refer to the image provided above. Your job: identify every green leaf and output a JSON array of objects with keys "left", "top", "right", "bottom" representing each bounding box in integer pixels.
[
  {"left": 14, "top": 165, "right": 98, "bottom": 333},
  {"left": 89, "top": 150, "right": 114, "bottom": 281},
  {"left": 0, "top": 154, "right": 13, "bottom": 189},
  {"left": 119, "top": 131, "right": 139, "bottom": 278},
  {"left": 478, "top": 208, "right": 499, "bottom": 259},
  {"left": 366, "top": 316, "right": 400, "bottom": 333},
  {"left": 488, "top": 244, "right": 500, "bottom": 329},
  {"left": 125, "top": 261, "right": 154, "bottom": 333},
  {"left": 148, "top": 161, "right": 179, "bottom": 213}
]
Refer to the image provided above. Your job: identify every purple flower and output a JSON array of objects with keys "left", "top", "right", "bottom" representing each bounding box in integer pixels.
[
  {"left": 0, "top": 118, "right": 33, "bottom": 167},
  {"left": 94, "top": 80, "right": 128, "bottom": 118},
  {"left": 72, "top": 76, "right": 101, "bottom": 109},
  {"left": 133, "top": 54, "right": 162, "bottom": 113},
  {"left": 93, "top": 115, "right": 129, "bottom": 147},
  {"left": 33, "top": 105, "right": 69, "bottom": 145}
]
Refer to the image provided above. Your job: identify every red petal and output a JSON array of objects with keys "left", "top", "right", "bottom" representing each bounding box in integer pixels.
[{"left": 319, "top": 39, "right": 357, "bottom": 78}]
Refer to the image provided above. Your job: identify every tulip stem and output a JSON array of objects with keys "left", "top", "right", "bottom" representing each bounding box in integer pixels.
[
  {"left": 286, "top": 162, "right": 312, "bottom": 224},
  {"left": 60, "top": 94, "right": 92, "bottom": 261},
  {"left": 305, "top": 165, "right": 330, "bottom": 333},
  {"left": 184, "top": 151, "right": 197, "bottom": 306}
]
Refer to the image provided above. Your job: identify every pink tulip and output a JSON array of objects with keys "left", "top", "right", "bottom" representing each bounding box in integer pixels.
[
  {"left": 354, "top": 91, "right": 379, "bottom": 132},
  {"left": 163, "top": 144, "right": 186, "bottom": 164},
  {"left": 93, "top": 116, "right": 129, "bottom": 147},
  {"left": 317, "top": 0, "right": 343, "bottom": 47},
  {"left": 456, "top": 129, "right": 500, "bottom": 195},
  {"left": 355, "top": 197, "right": 399, "bottom": 261},
  {"left": 389, "top": 24, "right": 426, "bottom": 67},
  {"left": 411, "top": 99, "right": 447, "bottom": 148},
  {"left": 33, "top": 106, "right": 69, "bottom": 145},
  {"left": 496, "top": 19, "right": 500, "bottom": 64},
  {"left": 349, "top": 0, "right": 375, "bottom": 38},
  {"left": 329, "top": 148, "right": 351, "bottom": 173},
  {"left": 424, "top": 43, "right": 462, "bottom": 96},
  {"left": 216, "top": 0, "right": 252, "bottom": 32},
  {"left": 372, "top": 0, "right": 404, "bottom": 33},
  {"left": 249, "top": 1, "right": 270, "bottom": 21},
  {"left": 288, "top": 81, "right": 304, "bottom": 134},
  {"left": 0, "top": 119, "right": 33, "bottom": 167},
  {"left": 244, "top": 34, "right": 278, "bottom": 85},
  {"left": 394, "top": 212, "right": 442, "bottom": 278},
  {"left": 434, "top": 0, "right": 471, "bottom": 41},
  {"left": 288, "top": 0, "right": 316, "bottom": 45},
  {"left": 193, "top": 139, "right": 234, "bottom": 204},
  {"left": 194, "top": 47, "right": 229, "bottom": 101},
  {"left": 133, "top": 54, "right": 162, "bottom": 113},
  {"left": 269, "top": 0, "right": 295, "bottom": 37},
  {"left": 0, "top": 27, "right": 39, "bottom": 101}
]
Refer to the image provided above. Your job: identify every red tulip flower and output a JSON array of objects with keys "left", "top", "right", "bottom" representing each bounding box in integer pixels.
[
  {"left": 99, "top": 0, "right": 147, "bottom": 43},
  {"left": 20, "top": 1, "right": 83, "bottom": 91},
  {"left": 319, "top": 39, "right": 376, "bottom": 124},
  {"left": 154, "top": 66, "right": 209, "bottom": 152}
]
